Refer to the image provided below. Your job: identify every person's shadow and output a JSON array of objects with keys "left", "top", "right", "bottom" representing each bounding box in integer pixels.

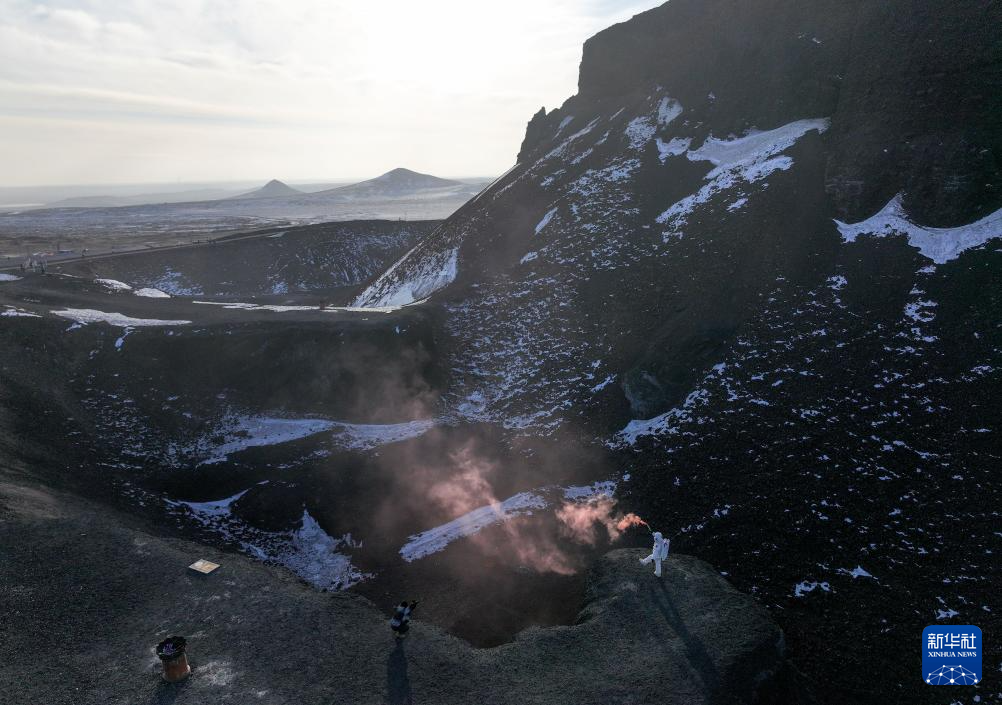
[{"left": 387, "top": 639, "right": 413, "bottom": 705}]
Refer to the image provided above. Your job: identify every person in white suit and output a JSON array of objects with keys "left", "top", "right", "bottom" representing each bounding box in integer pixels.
[{"left": 639, "top": 531, "right": 671, "bottom": 577}]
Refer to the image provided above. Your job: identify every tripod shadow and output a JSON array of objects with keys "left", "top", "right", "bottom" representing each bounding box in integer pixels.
[{"left": 387, "top": 639, "right": 413, "bottom": 705}]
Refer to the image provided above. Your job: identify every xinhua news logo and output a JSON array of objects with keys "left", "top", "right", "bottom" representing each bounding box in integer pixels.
[{"left": 923, "top": 625, "right": 982, "bottom": 685}]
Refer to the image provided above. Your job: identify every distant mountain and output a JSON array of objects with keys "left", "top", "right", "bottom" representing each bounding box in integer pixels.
[
  {"left": 230, "top": 179, "right": 303, "bottom": 200},
  {"left": 0, "top": 170, "right": 493, "bottom": 248},
  {"left": 313, "top": 168, "right": 471, "bottom": 199}
]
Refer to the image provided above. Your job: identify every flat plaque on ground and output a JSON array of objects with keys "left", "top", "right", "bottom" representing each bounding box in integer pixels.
[{"left": 188, "top": 559, "right": 220, "bottom": 574}]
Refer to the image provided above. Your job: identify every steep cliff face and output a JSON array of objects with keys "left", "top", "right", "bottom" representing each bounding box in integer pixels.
[
  {"left": 353, "top": 0, "right": 1001, "bottom": 435},
  {"left": 349, "top": 6, "right": 1001, "bottom": 699},
  {"left": 572, "top": 0, "right": 1002, "bottom": 225}
]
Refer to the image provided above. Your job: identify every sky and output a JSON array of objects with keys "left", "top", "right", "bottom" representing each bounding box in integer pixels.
[{"left": 0, "top": 0, "right": 661, "bottom": 187}]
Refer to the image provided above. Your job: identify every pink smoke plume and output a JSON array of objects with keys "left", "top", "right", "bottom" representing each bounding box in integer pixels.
[
  {"left": 416, "top": 444, "right": 653, "bottom": 576},
  {"left": 421, "top": 444, "right": 581, "bottom": 575},
  {"left": 556, "top": 498, "right": 650, "bottom": 545},
  {"left": 616, "top": 513, "right": 650, "bottom": 532}
]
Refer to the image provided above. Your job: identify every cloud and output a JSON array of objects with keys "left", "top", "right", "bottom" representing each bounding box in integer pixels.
[
  {"left": 0, "top": 0, "right": 663, "bottom": 185},
  {"left": 31, "top": 6, "right": 102, "bottom": 38}
]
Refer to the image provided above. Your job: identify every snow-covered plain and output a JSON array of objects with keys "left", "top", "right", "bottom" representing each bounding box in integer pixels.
[{"left": 836, "top": 194, "right": 1002, "bottom": 263}]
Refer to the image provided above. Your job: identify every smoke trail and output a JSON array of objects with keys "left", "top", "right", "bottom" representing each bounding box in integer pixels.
[
  {"left": 555, "top": 498, "right": 650, "bottom": 545},
  {"left": 616, "top": 513, "right": 649, "bottom": 532}
]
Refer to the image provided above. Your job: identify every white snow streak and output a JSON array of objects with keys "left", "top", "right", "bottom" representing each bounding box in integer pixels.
[
  {"left": 535, "top": 207, "right": 558, "bottom": 235},
  {"left": 400, "top": 491, "right": 547, "bottom": 562},
  {"left": 1, "top": 305, "right": 40, "bottom": 318},
  {"left": 52, "top": 309, "right": 191, "bottom": 327},
  {"left": 95, "top": 278, "right": 132, "bottom": 291},
  {"left": 835, "top": 194, "right": 1002, "bottom": 263},
  {"left": 199, "top": 415, "right": 434, "bottom": 465},
  {"left": 353, "top": 246, "right": 458, "bottom": 308},
  {"left": 657, "top": 118, "right": 830, "bottom": 235},
  {"left": 400, "top": 481, "right": 618, "bottom": 562},
  {"left": 134, "top": 288, "right": 171, "bottom": 298}
]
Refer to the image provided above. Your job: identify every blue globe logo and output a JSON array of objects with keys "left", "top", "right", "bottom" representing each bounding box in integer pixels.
[{"left": 926, "top": 666, "right": 979, "bottom": 685}]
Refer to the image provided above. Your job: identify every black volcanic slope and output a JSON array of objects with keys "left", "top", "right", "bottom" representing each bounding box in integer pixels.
[
  {"left": 52, "top": 220, "right": 436, "bottom": 298},
  {"left": 347, "top": 0, "right": 1002, "bottom": 702},
  {"left": 0, "top": 2, "right": 999, "bottom": 704}
]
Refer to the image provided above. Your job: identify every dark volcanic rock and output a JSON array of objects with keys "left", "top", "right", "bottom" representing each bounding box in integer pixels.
[
  {"left": 1, "top": 3, "right": 998, "bottom": 705},
  {"left": 344, "top": 2, "right": 1002, "bottom": 703},
  {"left": 576, "top": 0, "right": 1002, "bottom": 224},
  {"left": 53, "top": 220, "right": 435, "bottom": 298},
  {"left": 0, "top": 479, "right": 789, "bottom": 705}
]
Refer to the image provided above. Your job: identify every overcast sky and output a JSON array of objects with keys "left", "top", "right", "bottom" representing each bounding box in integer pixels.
[{"left": 0, "top": 1, "right": 660, "bottom": 186}]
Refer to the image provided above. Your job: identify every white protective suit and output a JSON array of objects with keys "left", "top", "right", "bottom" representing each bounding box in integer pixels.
[{"left": 639, "top": 531, "right": 671, "bottom": 577}]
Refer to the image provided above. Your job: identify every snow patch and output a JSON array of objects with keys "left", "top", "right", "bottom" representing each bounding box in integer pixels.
[
  {"left": 193, "top": 301, "right": 316, "bottom": 313},
  {"left": 841, "top": 565, "right": 875, "bottom": 579},
  {"left": 52, "top": 309, "right": 191, "bottom": 327},
  {"left": 171, "top": 490, "right": 367, "bottom": 590},
  {"left": 562, "top": 481, "right": 616, "bottom": 500},
  {"left": 656, "top": 118, "right": 830, "bottom": 235},
  {"left": 835, "top": 194, "right": 1002, "bottom": 263},
  {"left": 95, "top": 278, "right": 132, "bottom": 291},
  {"left": 2, "top": 305, "right": 40, "bottom": 318},
  {"left": 794, "top": 580, "right": 832, "bottom": 598},
  {"left": 198, "top": 415, "right": 434, "bottom": 465},
  {"left": 0, "top": 273, "right": 21, "bottom": 282},
  {"left": 133, "top": 288, "right": 170, "bottom": 298},
  {"left": 656, "top": 137, "right": 691, "bottom": 164},
  {"left": 625, "top": 116, "right": 656, "bottom": 150},
  {"left": 535, "top": 207, "right": 558, "bottom": 235},
  {"left": 353, "top": 246, "right": 458, "bottom": 308},
  {"left": 657, "top": 97, "right": 683, "bottom": 126},
  {"left": 616, "top": 388, "right": 710, "bottom": 445},
  {"left": 114, "top": 328, "right": 134, "bottom": 350},
  {"left": 400, "top": 491, "right": 547, "bottom": 562}
]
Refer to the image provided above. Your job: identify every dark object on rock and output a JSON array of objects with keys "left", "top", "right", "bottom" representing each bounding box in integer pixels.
[
  {"left": 155, "top": 636, "right": 191, "bottom": 682},
  {"left": 389, "top": 600, "right": 418, "bottom": 638}
]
